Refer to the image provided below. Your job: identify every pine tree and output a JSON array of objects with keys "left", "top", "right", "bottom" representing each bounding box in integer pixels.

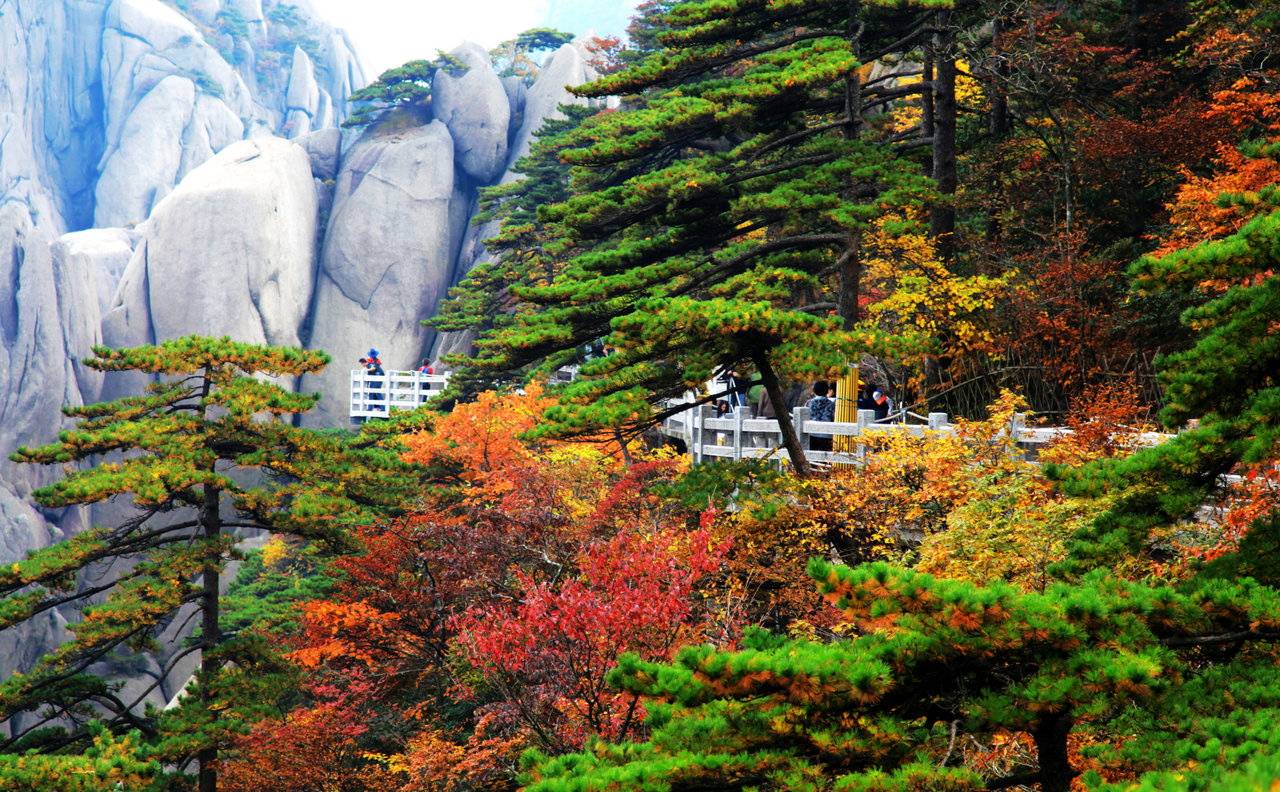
[
  {"left": 343, "top": 54, "right": 468, "bottom": 129},
  {"left": 1050, "top": 161, "right": 1280, "bottom": 580},
  {"left": 442, "top": 0, "right": 945, "bottom": 474},
  {"left": 524, "top": 560, "right": 1280, "bottom": 792},
  {"left": 0, "top": 337, "right": 414, "bottom": 792}
]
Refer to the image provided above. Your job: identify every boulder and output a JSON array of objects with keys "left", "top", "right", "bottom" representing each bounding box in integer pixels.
[
  {"left": 286, "top": 46, "right": 322, "bottom": 137},
  {"left": 0, "top": 0, "right": 109, "bottom": 233},
  {"left": 299, "top": 127, "right": 343, "bottom": 181},
  {"left": 96, "top": 0, "right": 264, "bottom": 228},
  {"left": 102, "top": 0, "right": 252, "bottom": 145},
  {"left": 430, "top": 44, "right": 599, "bottom": 363},
  {"left": 53, "top": 228, "right": 142, "bottom": 319},
  {"left": 0, "top": 204, "right": 100, "bottom": 489},
  {"left": 314, "top": 92, "right": 335, "bottom": 135},
  {"left": 323, "top": 30, "right": 367, "bottom": 102},
  {"left": 0, "top": 208, "right": 97, "bottom": 702},
  {"left": 501, "top": 75, "right": 528, "bottom": 126},
  {"left": 509, "top": 43, "right": 599, "bottom": 166},
  {"left": 2, "top": 0, "right": 361, "bottom": 238},
  {"left": 433, "top": 42, "right": 511, "bottom": 183},
  {"left": 102, "top": 138, "right": 319, "bottom": 374},
  {"left": 94, "top": 75, "right": 197, "bottom": 228},
  {"left": 178, "top": 95, "right": 247, "bottom": 181},
  {"left": 302, "top": 121, "right": 462, "bottom": 427}
]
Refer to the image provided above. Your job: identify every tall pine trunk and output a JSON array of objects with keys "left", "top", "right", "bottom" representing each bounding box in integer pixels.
[
  {"left": 839, "top": 0, "right": 864, "bottom": 330},
  {"left": 985, "top": 18, "right": 1009, "bottom": 244},
  {"left": 930, "top": 11, "right": 957, "bottom": 264},
  {"left": 197, "top": 364, "right": 220, "bottom": 792},
  {"left": 198, "top": 484, "right": 222, "bottom": 792}
]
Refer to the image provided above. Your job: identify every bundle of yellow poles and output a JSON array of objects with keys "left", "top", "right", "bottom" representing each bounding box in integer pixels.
[{"left": 833, "top": 363, "right": 859, "bottom": 463}]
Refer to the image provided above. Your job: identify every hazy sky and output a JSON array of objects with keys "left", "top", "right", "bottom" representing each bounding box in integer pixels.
[{"left": 309, "top": 0, "right": 641, "bottom": 78}]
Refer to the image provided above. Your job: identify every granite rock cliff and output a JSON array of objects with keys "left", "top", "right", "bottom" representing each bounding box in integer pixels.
[
  {"left": 0, "top": 0, "right": 363, "bottom": 234},
  {"left": 0, "top": 5, "right": 604, "bottom": 697}
]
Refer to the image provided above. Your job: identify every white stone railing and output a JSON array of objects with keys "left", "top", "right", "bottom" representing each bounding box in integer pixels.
[
  {"left": 662, "top": 404, "right": 1176, "bottom": 466},
  {"left": 351, "top": 369, "right": 450, "bottom": 419},
  {"left": 664, "top": 404, "right": 950, "bottom": 465}
]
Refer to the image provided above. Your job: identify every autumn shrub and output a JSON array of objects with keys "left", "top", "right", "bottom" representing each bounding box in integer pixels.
[{"left": 220, "top": 387, "right": 733, "bottom": 792}]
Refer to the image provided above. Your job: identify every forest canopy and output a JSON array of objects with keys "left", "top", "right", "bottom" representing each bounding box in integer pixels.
[{"left": 4, "top": 0, "right": 1280, "bottom": 790}]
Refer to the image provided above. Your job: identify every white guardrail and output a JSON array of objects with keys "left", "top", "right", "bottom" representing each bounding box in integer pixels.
[
  {"left": 348, "top": 374, "right": 1185, "bottom": 468},
  {"left": 351, "top": 369, "right": 450, "bottom": 419},
  {"left": 662, "top": 403, "right": 1177, "bottom": 466}
]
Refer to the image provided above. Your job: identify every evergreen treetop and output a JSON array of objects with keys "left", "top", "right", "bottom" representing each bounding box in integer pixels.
[
  {"left": 441, "top": 0, "right": 944, "bottom": 473},
  {"left": 525, "top": 560, "right": 1280, "bottom": 792},
  {"left": 0, "top": 336, "right": 415, "bottom": 792},
  {"left": 343, "top": 53, "right": 469, "bottom": 129}
]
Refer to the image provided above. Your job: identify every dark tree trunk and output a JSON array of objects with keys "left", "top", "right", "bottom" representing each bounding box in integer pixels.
[
  {"left": 1034, "top": 710, "right": 1077, "bottom": 792},
  {"left": 198, "top": 485, "right": 222, "bottom": 792},
  {"left": 985, "top": 18, "right": 1009, "bottom": 244},
  {"left": 839, "top": 0, "right": 865, "bottom": 330},
  {"left": 753, "top": 350, "right": 811, "bottom": 477},
  {"left": 922, "top": 36, "right": 935, "bottom": 179},
  {"left": 839, "top": 233, "right": 862, "bottom": 330},
  {"left": 930, "top": 11, "right": 957, "bottom": 263}
]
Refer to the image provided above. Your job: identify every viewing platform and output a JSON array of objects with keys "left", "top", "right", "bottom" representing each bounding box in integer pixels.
[
  {"left": 660, "top": 402, "right": 1175, "bottom": 466},
  {"left": 350, "top": 369, "right": 450, "bottom": 419},
  {"left": 348, "top": 372, "right": 1182, "bottom": 470}
]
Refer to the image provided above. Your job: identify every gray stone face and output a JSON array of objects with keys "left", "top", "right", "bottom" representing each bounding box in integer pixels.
[
  {"left": 502, "top": 75, "right": 528, "bottom": 124},
  {"left": 0, "top": 205, "right": 101, "bottom": 489},
  {"left": 323, "top": 29, "right": 366, "bottom": 102},
  {"left": 178, "top": 95, "right": 247, "bottom": 182},
  {"left": 95, "top": 75, "right": 199, "bottom": 228},
  {"left": 430, "top": 44, "right": 599, "bottom": 363},
  {"left": 286, "top": 46, "right": 322, "bottom": 137},
  {"left": 299, "top": 128, "right": 343, "bottom": 182},
  {"left": 1, "top": 0, "right": 363, "bottom": 237},
  {"left": 102, "top": 138, "right": 319, "bottom": 360},
  {"left": 301, "top": 121, "right": 461, "bottom": 427},
  {"left": 511, "top": 43, "right": 599, "bottom": 167},
  {"left": 433, "top": 42, "right": 511, "bottom": 183},
  {"left": 0, "top": 0, "right": 111, "bottom": 233},
  {"left": 0, "top": 209, "right": 98, "bottom": 698},
  {"left": 94, "top": 0, "right": 261, "bottom": 227},
  {"left": 53, "top": 227, "right": 141, "bottom": 318}
]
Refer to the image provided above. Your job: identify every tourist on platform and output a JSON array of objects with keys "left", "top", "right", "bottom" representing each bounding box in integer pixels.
[
  {"left": 806, "top": 380, "right": 835, "bottom": 451},
  {"left": 873, "top": 389, "right": 893, "bottom": 423}
]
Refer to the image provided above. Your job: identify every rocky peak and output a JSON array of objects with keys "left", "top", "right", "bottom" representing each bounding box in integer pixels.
[{"left": 0, "top": 0, "right": 365, "bottom": 235}]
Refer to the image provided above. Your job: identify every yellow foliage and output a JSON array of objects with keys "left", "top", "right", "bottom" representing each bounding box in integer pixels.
[
  {"left": 912, "top": 392, "right": 1122, "bottom": 591},
  {"left": 260, "top": 537, "right": 289, "bottom": 569},
  {"left": 882, "top": 59, "right": 985, "bottom": 133},
  {"left": 862, "top": 214, "right": 1010, "bottom": 362}
]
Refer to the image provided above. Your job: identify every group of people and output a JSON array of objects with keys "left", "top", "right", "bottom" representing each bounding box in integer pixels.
[
  {"left": 359, "top": 351, "right": 441, "bottom": 380},
  {"left": 711, "top": 369, "right": 897, "bottom": 450},
  {"left": 359, "top": 349, "right": 386, "bottom": 411},
  {"left": 804, "top": 380, "right": 893, "bottom": 451},
  {"left": 356, "top": 350, "right": 442, "bottom": 418}
]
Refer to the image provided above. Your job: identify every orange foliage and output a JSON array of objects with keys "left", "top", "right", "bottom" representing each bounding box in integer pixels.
[
  {"left": 261, "top": 388, "right": 728, "bottom": 792},
  {"left": 220, "top": 699, "right": 396, "bottom": 792},
  {"left": 1038, "top": 381, "right": 1158, "bottom": 467},
  {"left": 1155, "top": 462, "right": 1280, "bottom": 580},
  {"left": 1154, "top": 78, "right": 1280, "bottom": 259},
  {"left": 399, "top": 384, "right": 558, "bottom": 483}
]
